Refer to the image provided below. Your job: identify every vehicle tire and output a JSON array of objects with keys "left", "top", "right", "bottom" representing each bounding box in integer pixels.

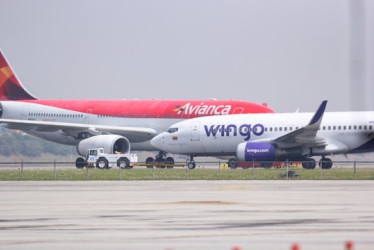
[
  {"left": 96, "top": 157, "right": 109, "bottom": 169},
  {"left": 228, "top": 158, "right": 238, "bottom": 169},
  {"left": 146, "top": 157, "right": 155, "bottom": 168},
  {"left": 166, "top": 157, "right": 174, "bottom": 168},
  {"left": 187, "top": 161, "right": 196, "bottom": 169},
  {"left": 117, "top": 157, "right": 130, "bottom": 169},
  {"left": 75, "top": 157, "right": 86, "bottom": 169}
]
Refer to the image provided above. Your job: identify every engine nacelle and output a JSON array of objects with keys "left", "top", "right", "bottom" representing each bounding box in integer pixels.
[
  {"left": 77, "top": 135, "right": 131, "bottom": 156},
  {"left": 236, "top": 142, "right": 306, "bottom": 162},
  {"left": 236, "top": 142, "right": 277, "bottom": 162}
]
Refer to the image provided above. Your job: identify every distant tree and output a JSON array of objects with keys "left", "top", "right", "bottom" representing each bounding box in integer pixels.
[
  {"left": 0, "top": 134, "right": 18, "bottom": 156},
  {"left": 19, "top": 140, "right": 44, "bottom": 157},
  {"left": 0, "top": 130, "right": 74, "bottom": 157}
]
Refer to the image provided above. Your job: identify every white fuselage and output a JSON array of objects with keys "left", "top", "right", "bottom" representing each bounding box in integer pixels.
[
  {"left": 1, "top": 101, "right": 180, "bottom": 150},
  {"left": 151, "top": 111, "right": 374, "bottom": 157}
]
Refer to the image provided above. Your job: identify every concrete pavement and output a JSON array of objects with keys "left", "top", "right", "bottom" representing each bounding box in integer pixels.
[{"left": 0, "top": 180, "right": 373, "bottom": 249}]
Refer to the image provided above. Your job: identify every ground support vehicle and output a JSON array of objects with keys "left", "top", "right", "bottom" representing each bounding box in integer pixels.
[{"left": 75, "top": 148, "right": 137, "bottom": 169}]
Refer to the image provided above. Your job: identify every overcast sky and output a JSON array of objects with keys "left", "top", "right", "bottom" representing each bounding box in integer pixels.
[{"left": 1, "top": 0, "right": 373, "bottom": 112}]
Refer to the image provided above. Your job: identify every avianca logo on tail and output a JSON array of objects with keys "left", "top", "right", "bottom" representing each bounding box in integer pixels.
[
  {"left": 0, "top": 66, "right": 12, "bottom": 79},
  {"left": 174, "top": 103, "right": 232, "bottom": 116}
]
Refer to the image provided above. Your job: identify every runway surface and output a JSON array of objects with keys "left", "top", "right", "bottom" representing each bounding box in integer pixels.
[{"left": 0, "top": 180, "right": 373, "bottom": 250}]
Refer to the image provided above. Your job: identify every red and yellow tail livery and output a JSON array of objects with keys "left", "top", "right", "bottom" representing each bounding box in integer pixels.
[{"left": 0, "top": 50, "right": 36, "bottom": 100}]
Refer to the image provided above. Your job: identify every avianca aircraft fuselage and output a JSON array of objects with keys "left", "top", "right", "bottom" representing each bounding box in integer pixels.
[
  {"left": 0, "top": 50, "right": 273, "bottom": 166},
  {"left": 151, "top": 101, "right": 374, "bottom": 169},
  {"left": 0, "top": 99, "right": 272, "bottom": 150}
]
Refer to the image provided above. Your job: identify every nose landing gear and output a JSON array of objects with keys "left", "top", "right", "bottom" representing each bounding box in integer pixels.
[{"left": 146, "top": 151, "right": 175, "bottom": 168}]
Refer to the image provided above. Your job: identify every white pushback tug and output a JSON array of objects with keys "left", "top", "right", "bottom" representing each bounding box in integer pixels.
[{"left": 76, "top": 147, "right": 137, "bottom": 169}]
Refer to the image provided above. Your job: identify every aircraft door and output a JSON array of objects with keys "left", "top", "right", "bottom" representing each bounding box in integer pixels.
[
  {"left": 191, "top": 121, "right": 200, "bottom": 141},
  {"left": 84, "top": 109, "right": 92, "bottom": 123}
]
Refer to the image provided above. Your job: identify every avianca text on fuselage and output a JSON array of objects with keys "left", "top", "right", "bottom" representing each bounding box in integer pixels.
[
  {"left": 204, "top": 123, "right": 265, "bottom": 141},
  {"left": 174, "top": 103, "right": 231, "bottom": 116}
]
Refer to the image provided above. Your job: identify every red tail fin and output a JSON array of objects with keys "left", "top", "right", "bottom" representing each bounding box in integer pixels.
[{"left": 0, "top": 50, "right": 37, "bottom": 100}]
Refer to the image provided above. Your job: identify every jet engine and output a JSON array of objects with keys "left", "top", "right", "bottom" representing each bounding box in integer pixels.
[
  {"left": 236, "top": 142, "right": 304, "bottom": 162},
  {"left": 77, "top": 135, "right": 131, "bottom": 156}
]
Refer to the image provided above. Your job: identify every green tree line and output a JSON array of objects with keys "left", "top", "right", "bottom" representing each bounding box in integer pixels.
[{"left": 0, "top": 131, "right": 74, "bottom": 157}]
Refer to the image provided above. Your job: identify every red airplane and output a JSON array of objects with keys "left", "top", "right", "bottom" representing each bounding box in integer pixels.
[{"left": 0, "top": 50, "right": 274, "bottom": 167}]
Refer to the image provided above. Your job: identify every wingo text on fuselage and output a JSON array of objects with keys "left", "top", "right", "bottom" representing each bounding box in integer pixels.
[{"left": 203, "top": 123, "right": 265, "bottom": 141}]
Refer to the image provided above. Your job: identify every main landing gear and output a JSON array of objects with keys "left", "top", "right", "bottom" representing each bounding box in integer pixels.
[
  {"left": 319, "top": 156, "right": 333, "bottom": 169},
  {"left": 301, "top": 156, "right": 333, "bottom": 169}
]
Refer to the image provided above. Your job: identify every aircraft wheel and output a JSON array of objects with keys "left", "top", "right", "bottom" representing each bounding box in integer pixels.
[
  {"left": 75, "top": 157, "right": 86, "bottom": 169},
  {"left": 96, "top": 157, "right": 109, "bottom": 169},
  {"left": 302, "top": 158, "right": 316, "bottom": 169},
  {"left": 228, "top": 158, "right": 238, "bottom": 169},
  {"left": 166, "top": 157, "right": 175, "bottom": 168},
  {"left": 187, "top": 161, "right": 196, "bottom": 169},
  {"left": 117, "top": 157, "right": 130, "bottom": 169},
  {"left": 146, "top": 157, "right": 155, "bottom": 168},
  {"left": 319, "top": 158, "right": 332, "bottom": 169}
]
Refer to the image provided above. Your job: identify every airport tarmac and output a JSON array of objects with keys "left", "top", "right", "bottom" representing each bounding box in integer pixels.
[{"left": 0, "top": 181, "right": 373, "bottom": 250}]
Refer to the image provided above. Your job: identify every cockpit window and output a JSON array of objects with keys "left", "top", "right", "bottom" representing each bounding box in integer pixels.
[{"left": 167, "top": 127, "right": 178, "bottom": 133}]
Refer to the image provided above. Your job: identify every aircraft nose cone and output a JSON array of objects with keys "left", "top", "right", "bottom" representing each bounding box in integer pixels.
[{"left": 151, "top": 133, "right": 166, "bottom": 150}]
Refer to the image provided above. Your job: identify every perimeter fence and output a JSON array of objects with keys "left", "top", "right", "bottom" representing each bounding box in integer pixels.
[{"left": 0, "top": 160, "right": 374, "bottom": 181}]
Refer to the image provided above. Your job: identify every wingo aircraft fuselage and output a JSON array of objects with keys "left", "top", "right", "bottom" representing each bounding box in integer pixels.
[{"left": 151, "top": 101, "right": 374, "bottom": 169}]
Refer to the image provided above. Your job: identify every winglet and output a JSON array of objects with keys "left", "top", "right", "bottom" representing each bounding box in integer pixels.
[
  {"left": 308, "top": 100, "right": 328, "bottom": 128},
  {"left": 0, "top": 49, "right": 37, "bottom": 100}
]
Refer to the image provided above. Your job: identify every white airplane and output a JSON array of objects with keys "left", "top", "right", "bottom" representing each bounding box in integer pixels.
[
  {"left": 151, "top": 101, "right": 374, "bottom": 169},
  {"left": 0, "top": 50, "right": 274, "bottom": 168}
]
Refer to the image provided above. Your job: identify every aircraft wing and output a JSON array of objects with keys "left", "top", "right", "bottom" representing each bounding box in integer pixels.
[
  {"left": 259, "top": 100, "right": 328, "bottom": 148},
  {"left": 0, "top": 119, "right": 158, "bottom": 142}
]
